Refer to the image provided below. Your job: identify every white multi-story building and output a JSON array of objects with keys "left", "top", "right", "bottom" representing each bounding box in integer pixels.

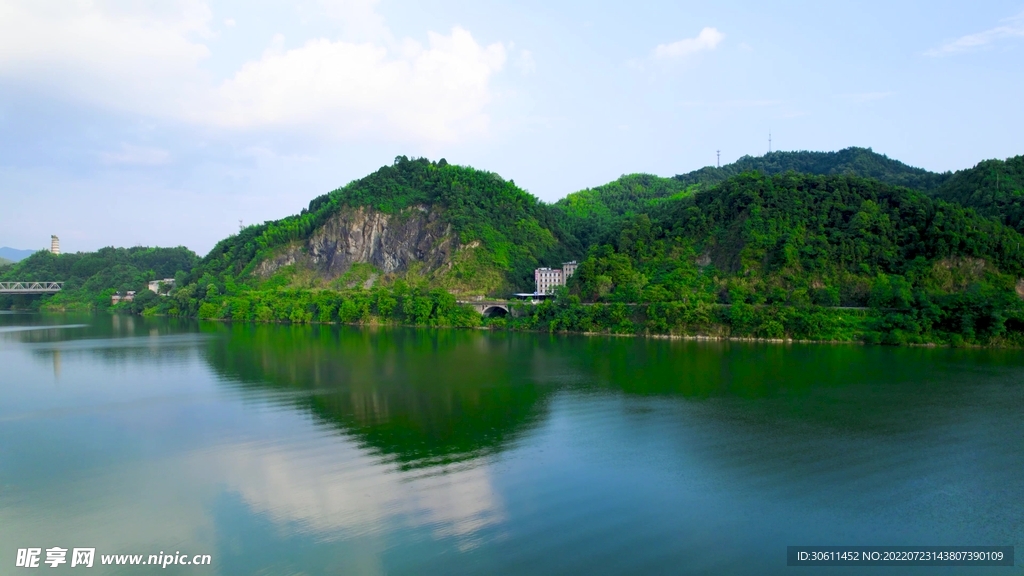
[
  {"left": 562, "top": 260, "right": 578, "bottom": 278},
  {"left": 148, "top": 278, "right": 177, "bottom": 294},
  {"left": 534, "top": 261, "right": 578, "bottom": 295},
  {"left": 534, "top": 267, "right": 562, "bottom": 295}
]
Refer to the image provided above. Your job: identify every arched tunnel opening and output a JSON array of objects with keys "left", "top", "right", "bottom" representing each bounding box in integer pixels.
[{"left": 482, "top": 306, "right": 508, "bottom": 318}]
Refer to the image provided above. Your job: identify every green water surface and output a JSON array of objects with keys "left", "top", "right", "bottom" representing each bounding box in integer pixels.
[{"left": 1, "top": 313, "right": 1021, "bottom": 575}]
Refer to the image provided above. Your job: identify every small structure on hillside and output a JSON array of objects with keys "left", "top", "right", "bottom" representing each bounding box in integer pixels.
[
  {"left": 50, "top": 235, "right": 60, "bottom": 255},
  {"left": 111, "top": 291, "right": 136, "bottom": 304},
  {"left": 148, "top": 278, "right": 176, "bottom": 294},
  {"left": 511, "top": 292, "right": 556, "bottom": 302},
  {"left": 533, "top": 261, "right": 578, "bottom": 295}
]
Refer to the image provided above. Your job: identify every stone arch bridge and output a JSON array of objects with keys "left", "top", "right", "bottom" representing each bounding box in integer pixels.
[{"left": 458, "top": 300, "right": 511, "bottom": 317}]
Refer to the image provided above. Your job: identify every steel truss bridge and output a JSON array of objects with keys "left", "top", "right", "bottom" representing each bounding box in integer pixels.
[{"left": 0, "top": 281, "right": 64, "bottom": 294}]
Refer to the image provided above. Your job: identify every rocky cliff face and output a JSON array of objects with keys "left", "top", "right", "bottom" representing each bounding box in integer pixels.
[{"left": 256, "top": 205, "right": 457, "bottom": 280}]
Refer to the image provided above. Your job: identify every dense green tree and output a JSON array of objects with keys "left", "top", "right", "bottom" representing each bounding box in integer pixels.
[
  {"left": 0, "top": 246, "right": 198, "bottom": 311},
  {"left": 552, "top": 172, "right": 1024, "bottom": 345},
  {"left": 674, "top": 147, "right": 950, "bottom": 192},
  {"left": 552, "top": 174, "right": 692, "bottom": 248},
  {"left": 932, "top": 155, "right": 1024, "bottom": 232}
]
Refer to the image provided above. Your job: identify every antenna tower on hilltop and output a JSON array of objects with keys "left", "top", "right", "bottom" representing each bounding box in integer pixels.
[
  {"left": 717, "top": 150, "right": 720, "bottom": 168},
  {"left": 768, "top": 130, "right": 772, "bottom": 154}
]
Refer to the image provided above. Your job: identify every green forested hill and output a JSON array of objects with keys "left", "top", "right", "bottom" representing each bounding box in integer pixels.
[
  {"left": 0, "top": 246, "right": 198, "bottom": 310},
  {"left": 547, "top": 173, "right": 1024, "bottom": 345},
  {"left": 674, "top": 147, "right": 950, "bottom": 192},
  {"left": 550, "top": 148, "right": 948, "bottom": 251},
  {"left": 187, "top": 156, "right": 577, "bottom": 299},
  {"left": 323, "top": 156, "right": 580, "bottom": 281},
  {"left": 932, "top": 155, "right": 1024, "bottom": 233},
  {"left": 668, "top": 173, "right": 1023, "bottom": 279},
  {"left": 552, "top": 174, "right": 691, "bottom": 249},
  {"left": 162, "top": 157, "right": 579, "bottom": 325}
]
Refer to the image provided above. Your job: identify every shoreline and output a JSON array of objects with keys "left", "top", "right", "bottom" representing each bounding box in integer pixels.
[{"left": 22, "top": 308, "right": 1016, "bottom": 349}]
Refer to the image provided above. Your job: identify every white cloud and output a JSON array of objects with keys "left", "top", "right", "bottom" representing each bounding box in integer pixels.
[
  {"left": 926, "top": 11, "right": 1024, "bottom": 56},
  {"left": 215, "top": 436, "right": 507, "bottom": 548},
  {"left": 206, "top": 28, "right": 505, "bottom": 142},
  {"left": 319, "top": 0, "right": 390, "bottom": 42},
  {"left": 0, "top": 0, "right": 508, "bottom": 144},
  {"left": 515, "top": 49, "right": 536, "bottom": 75},
  {"left": 99, "top": 144, "right": 172, "bottom": 166},
  {"left": 0, "top": 0, "right": 212, "bottom": 115},
  {"left": 653, "top": 27, "right": 724, "bottom": 59},
  {"left": 224, "top": 17, "right": 235, "bottom": 27}
]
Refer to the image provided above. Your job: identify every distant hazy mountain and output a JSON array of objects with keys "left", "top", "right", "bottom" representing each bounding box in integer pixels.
[{"left": 0, "top": 247, "right": 37, "bottom": 263}]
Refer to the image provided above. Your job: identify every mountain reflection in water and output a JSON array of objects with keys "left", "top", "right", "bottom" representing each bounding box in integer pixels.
[
  {"left": 202, "top": 324, "right": 554, "bottom": 470},
  {"left": 200, "top": 322, "right": 1024, "bottom": 470},
  {"left": 1, "top": 315, "right": 1021, "bottom": 576}
]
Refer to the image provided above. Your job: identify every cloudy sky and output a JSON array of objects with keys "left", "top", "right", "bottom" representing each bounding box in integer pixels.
[{"left": 2, "top": 0, "right": 1023, "bottom": 255}]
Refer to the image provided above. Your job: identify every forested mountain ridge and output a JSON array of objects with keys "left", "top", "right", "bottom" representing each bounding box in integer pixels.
[
  {"left": 549, "top": 147, "right": 951, "bottom": 251},
  {"left": 932, "top": 155, "right": 1024, "bottom": 233},
  {"left": 552, "top": 174, "right": 692, "bottom": 249},
  {"left": 666, "top": 172, "right": 1024, "bottom": 279},
  {"left": 674, "top": 147, "right": 951, "bottom": 191}
]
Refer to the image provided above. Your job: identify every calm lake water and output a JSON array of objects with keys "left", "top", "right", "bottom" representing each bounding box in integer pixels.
[{"left": 1, "top": 312, "right": 1022, "bottom": 575}]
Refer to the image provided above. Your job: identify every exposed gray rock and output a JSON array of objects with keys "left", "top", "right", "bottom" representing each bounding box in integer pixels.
[{"left": 256, "top": 205, "right": 457, "bottom": 279}]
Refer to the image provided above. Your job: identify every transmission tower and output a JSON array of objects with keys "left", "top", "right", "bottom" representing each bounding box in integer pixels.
[{"left": 717, "top": 150, "right": 721, "bottom": 168}]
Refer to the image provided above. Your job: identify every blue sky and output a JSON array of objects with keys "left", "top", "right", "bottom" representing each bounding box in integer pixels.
[{"left": 1, "top": 0, "right": 1022, "bottom": 255}]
